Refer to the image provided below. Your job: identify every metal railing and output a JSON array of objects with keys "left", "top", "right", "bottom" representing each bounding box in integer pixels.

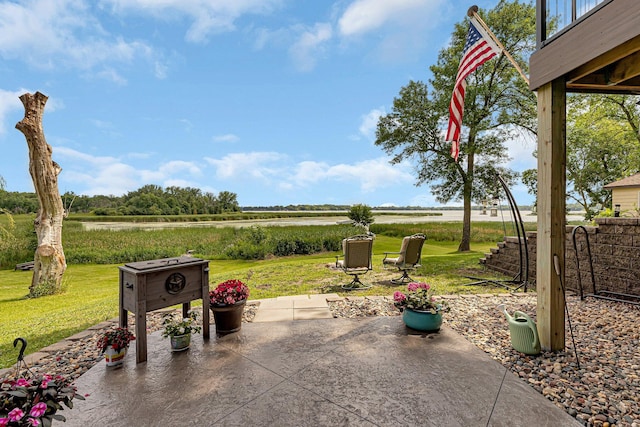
[{"left": 537, "top": 0, "right": 610, "bottom": 46}]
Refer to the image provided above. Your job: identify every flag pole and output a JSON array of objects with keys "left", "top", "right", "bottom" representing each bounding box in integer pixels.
[{"left": 467, "top": 5, "right": 530, "bottom": 86}]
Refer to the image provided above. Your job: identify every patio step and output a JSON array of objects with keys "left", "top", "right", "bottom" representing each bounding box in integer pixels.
[{"left": 251, "top": 294, "right": 338, "bottom": 322}]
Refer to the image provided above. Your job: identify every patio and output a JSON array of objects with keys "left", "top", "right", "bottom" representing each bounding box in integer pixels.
[{"left": 64, "top": 315, "right": 579, "bottom": 426}]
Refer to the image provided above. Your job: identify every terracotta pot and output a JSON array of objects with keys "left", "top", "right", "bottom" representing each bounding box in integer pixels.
[{"left": 210, "top": 300, "right": 246, "bottom": 335}]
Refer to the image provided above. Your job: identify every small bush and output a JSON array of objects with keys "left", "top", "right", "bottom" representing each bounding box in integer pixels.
[{"left": 224, "top": 242, "right": 267, "bottom": 260}]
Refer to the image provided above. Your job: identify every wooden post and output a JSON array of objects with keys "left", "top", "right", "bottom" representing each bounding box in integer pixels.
[
  {"left": 15, "top": 92, "right": 67, "bottom": 297},
  {"left": 536, "top": 79, "right": 566, "bottom": 351}
]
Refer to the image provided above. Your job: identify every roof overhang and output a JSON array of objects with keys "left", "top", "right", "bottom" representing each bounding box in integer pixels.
[{"left": 530, "top": 0, "right": 640, "bottom": 94}]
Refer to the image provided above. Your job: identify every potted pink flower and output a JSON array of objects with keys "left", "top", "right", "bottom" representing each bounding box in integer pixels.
[
  {"left": 96, "top": 327, "right": 135, "bottom": 367},
  {"left": 0, "top": 374, "right": 84, "bottom": 426},
  {"left": 394, "top": 282, "right": 450, "bottom": 332},
  {"left": 209, "top": 279, "right": 249, "bottom": 335}
]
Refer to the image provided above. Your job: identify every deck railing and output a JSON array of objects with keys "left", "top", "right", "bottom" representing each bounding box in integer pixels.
[{"left": 537, "top": 0, "right": 610, "bottom": 46}]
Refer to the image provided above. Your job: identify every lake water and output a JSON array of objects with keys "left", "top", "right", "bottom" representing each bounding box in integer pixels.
[{"left": 81, "top": 210, "right": 587, "bottom": 231}]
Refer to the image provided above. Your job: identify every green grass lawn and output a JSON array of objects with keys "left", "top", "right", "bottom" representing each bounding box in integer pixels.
[{"left": 0, "top": 237, "right": 506, "bottom": 369}]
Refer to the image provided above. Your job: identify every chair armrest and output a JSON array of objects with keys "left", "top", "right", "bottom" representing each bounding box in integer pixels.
[{"left": 382, "top": 251, "right": 401, "bottom": 262}]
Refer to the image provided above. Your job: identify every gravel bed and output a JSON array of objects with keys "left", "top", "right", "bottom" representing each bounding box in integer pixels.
[
  {"left": 328, "top": 294, "right": 640, "bottom": 427},
  {"left": 3, "top": 295, "right": 639, "bottom": 427}
]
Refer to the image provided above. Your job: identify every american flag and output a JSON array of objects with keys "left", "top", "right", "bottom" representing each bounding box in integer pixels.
[{"left": 446, "top": 16, "right": 500, "bottom": 161}]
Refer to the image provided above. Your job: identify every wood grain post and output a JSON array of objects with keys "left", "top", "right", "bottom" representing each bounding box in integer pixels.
[{"left": 536, "top": 79, "right": 566, "bottom": 351}]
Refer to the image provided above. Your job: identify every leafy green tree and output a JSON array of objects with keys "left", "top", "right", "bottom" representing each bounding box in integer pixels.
[
  {"left": 521, "top": 168, "right": 537, "bottom": 211},
  {"left": 348, "top": 204, "right": 374, "bottom": 231},
  {"left": 522, "top": 93, "right": 640, "bottom": 220},
  {"left": 0, "top": 191, "right": 39, "bottom": 214},
  {"left": 0, "top": 176, "right": 15, "bottom": 260},
  {"left": 376, "top": 1, "right": 536, "bottom": 251},
  {"left": 216, "top": 191, "right": 241, "bottom": 214}
]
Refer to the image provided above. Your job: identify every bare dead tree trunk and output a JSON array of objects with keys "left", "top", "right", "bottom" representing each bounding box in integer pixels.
[{"left": 15, "top": 92, "right": 67, "bottom": 297}]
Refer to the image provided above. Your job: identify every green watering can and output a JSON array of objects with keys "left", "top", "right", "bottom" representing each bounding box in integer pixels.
[{"left": 498, "top": 304, "right": 541, "bottom": 355}]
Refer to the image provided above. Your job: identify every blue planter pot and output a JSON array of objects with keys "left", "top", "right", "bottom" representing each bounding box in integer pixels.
[{"left": 402, "top": 308, "right": 443, "bottom": 332}]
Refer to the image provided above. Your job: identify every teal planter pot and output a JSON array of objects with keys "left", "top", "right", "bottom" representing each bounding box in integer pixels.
[
  {"left": 170, "top": 333, "right": 191, "bottom": 352},
  {"left": 402, "top": 308, "right": 443, "bottom": 332}
]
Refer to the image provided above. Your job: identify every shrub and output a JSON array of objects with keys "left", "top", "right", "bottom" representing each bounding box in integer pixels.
[{"left": 348, "top": 204, "right": 374, "bottom": 229}]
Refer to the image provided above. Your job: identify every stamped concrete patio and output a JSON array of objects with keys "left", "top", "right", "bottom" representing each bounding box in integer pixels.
[{"left": 64, "top": 297, "right": 580, "bottom": 427}]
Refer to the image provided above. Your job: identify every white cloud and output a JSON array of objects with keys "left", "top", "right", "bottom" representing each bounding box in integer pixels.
[
  {"left": 154, "top": 60, "right": 168, "bottom": 79},
  {"left": 93, "top": 67, "right": 127, "bottom": 85},
  {"left": 137, "top": 160, "right": 202, "bottom": 183},
  {"left": 204, "top": 152, "right": 286, "bottom": 179},
  {"left": 291, "top": 160, "right": 330, "bottom": 185},
  {"left": 253, "top": 27, "right": 289, "bottom": 50},
  {"left": 359, "top": 107, "right": 385, "bottom": 140},
  {"left": 54, "top": 146, "right": 203, "bottom": 195},
  {"left": 338, "top": 0, "right": 442, "bottom": 37},
  {"left": 163, "top": 178, "right": 199, "bottom": 188},
  {"left": 337, "top": 0, "right": 446, "bottom": 63},
  {"left": 325, "top": 157, "right": 413, "bottom": 192},
  {"left": 62, "top": 162, "right": 139, "bottom": 196},
  {"left": 212, "top": 134, "right": 239, "bottom": 143},
  {"left": 0, "top": 88, "right": 29, "bottom": 135},
  {"left": 289, "top": 23, "right": 332, "bottom": 72},
  {"left": 205, "top": 152, "right": 413, "bottom": 195},
  {"left": 291, "top": 157, "right": 414, "bottom": 193},
  {"left": 0, "top": 0, "right": 158, "bottom": 79},
  {"left": 101, "top": 0, "right": 284, "bottom": 43},
  {"left": 505, "top": 128, "right": 537, "bottom": 172}
]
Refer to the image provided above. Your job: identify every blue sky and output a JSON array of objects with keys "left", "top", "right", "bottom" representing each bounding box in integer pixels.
[{"left": 0, "top": 0, "right": 536, "bottom": 208}]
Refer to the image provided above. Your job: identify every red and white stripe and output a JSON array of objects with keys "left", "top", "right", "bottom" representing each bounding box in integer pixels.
[{"left": 446, "top": 16, "right": 500, "bottom": 162}]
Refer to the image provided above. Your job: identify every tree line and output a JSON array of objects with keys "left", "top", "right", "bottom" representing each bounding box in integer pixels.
[{"left": 0, "top": 184, "right": 241, "bottom": 216}]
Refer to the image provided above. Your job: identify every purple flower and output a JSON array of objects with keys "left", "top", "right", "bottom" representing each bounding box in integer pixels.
[
  {"left": 30, "top": 402, "right": 48, "bottom": 418},
  {"left": 8, "top": 408, "right": 25, "bottom": 422}
]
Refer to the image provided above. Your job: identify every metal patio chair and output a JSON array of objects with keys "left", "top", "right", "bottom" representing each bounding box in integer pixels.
[
  {"left": 382, "top": 233, "right": 426, "bottom": 284},
  {"left": 335, "top": 234, "right": 374, "bottom": 290}
]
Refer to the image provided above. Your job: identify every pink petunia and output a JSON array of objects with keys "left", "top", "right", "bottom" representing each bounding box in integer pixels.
[
  {"left": 408, "top": 282, "right": 430, "bottom": 291},
  {"left": 27, "top": 417, "right": 41, "bottom": 426},
  {"left": 8, "top": 408, "right": 25, "bottom": 422},
  {"left": 30, "top": 402, "right": 48, "bottom": 418},
  {"left": 393, "top": 291, "right": 406, "bottom": 302},
  {"left": 0, "top": 417, "right": 9, "bottom": 427},
  {"left": 15, "top": 378, "right": 30, "bottom": 387}
]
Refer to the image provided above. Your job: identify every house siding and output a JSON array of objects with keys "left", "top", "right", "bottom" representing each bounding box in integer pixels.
[{"left": 612, "top": 187, "right": 640, "bottom": 215}]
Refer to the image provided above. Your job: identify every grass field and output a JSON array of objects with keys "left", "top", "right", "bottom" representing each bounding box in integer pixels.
[{"left": 0, "top": 239, "right": 505, "bottom": 368}]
